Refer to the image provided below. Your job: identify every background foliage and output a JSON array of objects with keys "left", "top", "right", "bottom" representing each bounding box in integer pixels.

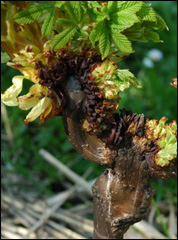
[{"left": 1, "top": 0, "right": 177, "bottom": 206}]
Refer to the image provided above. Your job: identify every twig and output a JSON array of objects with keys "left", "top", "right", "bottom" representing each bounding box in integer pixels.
[
  {"left": 46, "top": 166, "right": 93, "bottom": 206},
  {"left": 39, "top": 148, "right": 92, "bottom": 196},
  {"left": 148, "top": 204, "right": 156, "bottom": 224},
  {"left": 45, "top": 226, "right": 69, "bottom": 239},
  {"left": 168, "top": 202, "right": 177, "bottom": 239},
  {"left": 59, "top": 208, "right": 93, "bottom": 226},
  {"left": 1, "top": 222, "right": 36, "bottom": 238},
  {"left": 53, "top": 211, "right": 93, "bottom": 234},
  {"left": 133, "top": 220, "right": 168, "bottom": 239},
  {"left": 22, "top": 187, "right": 76, "bottom": 239},
  {"left": 48, "top": 220, "right": 87, "bottom": 239},
  {"left": 1, "top": 230, "right": 21, "bottom": 239}
]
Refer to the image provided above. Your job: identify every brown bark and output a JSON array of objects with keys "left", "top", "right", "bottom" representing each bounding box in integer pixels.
[
  {"left": 62, "top": 75, "right": 177, "bottom": 239},
  {"left": 92, "top": 137, "right": 156, "bottom": 239}
]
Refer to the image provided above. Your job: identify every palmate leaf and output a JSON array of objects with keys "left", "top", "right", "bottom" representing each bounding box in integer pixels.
[
  {"left": 14, "top": 5, "right": 53, "bottom": 24},
  {"left": 52, "top": 27, "right": 77, "bottom": 49},
  {"left": 99, "top": 26, "right": 111, "bottom": 60},
  {"left": 111, "top": 29, "right": 133, "bottom": 53},
  {"left": 41, "top": 9, "right": 55, "bottom": 37}
]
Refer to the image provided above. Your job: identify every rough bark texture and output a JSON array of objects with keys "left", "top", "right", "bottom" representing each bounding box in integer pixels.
[
  {"left": 92, "top": 137, "right": 156, "bottom": 239},
  {"left": 62, "top": 75, "right": 176, "bottom": 239}
]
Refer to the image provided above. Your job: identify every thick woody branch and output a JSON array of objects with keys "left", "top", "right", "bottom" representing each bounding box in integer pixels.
[{"left": 61, "top": 73, "right": 177, "bottom": 239}]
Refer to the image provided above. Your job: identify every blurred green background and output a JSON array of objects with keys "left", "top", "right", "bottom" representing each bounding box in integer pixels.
[{"left": 1, "top": 0, "right": 177, "bottom": 205}]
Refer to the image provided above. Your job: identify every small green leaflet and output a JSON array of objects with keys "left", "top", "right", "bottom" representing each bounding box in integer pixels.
[
  {"left": 111, "top": 12, "right": 140, "bottom": 32},
  {"left": 137, "top": 3, "right": 157, "bottom": 22},
  {"left": 144, "top": 31, "right": 163, "bottom": 42},
  {"left": 87, "top": 7, "right": 105, "bottom": 21},
  {"left": 118, "top": 1, "right": 143, "bottom": 14},
  {"left": 57, "top": 18, "right": 75, "bottom": 27},
  {"left": 108, "top": 1, "right": 118, "bottom": 15},
  {"left": 99, "top": 26, "right": 110, "bottom": 60},
  {"left": 87, "top": 1, "right": 101, "bottom": 8},
  {"left": 41, "top": 9, "right": 55, "bottom": 37},
  {"left": 14, "top": 5, "right": 53, "bottom": 24},
  {"left": 52, "top": 27, "right": 77, "bottom": 49},
  {"left": 111, "top": 29, "right": 133, "bottom": 53},
  {"left": 54, "top": 1, "right": 65, "bottom": 8},
  {"left": 89, "top": 20, "right": 105, "bottom": 46},
  {"left": 124, "top": 27, "right": 146, "bottom": 41},
  {"left": 154, "top": 13, "right": 169, "bottom": 31},
  {"left": 64, "top": 1, "right": 82, "bottom": 24},
  {"left": 116, "top": 69, "right": 141, "bottom": 91},
  {"left": 1, "top": 52, "right": 10, "bottom": 63}
]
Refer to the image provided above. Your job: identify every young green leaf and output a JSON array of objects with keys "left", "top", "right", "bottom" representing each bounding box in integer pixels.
[
  {"left": 137, "top": 3, "right": 157, "bottom": 22},
  {"left": 111, "top": 12, "right": 140, "bottom": 32},
  {"left": 57, "top": 18, "right": 75, "bottom": 27},
  {"left": 55, "top": 1, "right": 65, "bottom": 8},
  {"left": 87, "top": 1, "right": 101, "bottom": 8},
  {"left": 108, "top": 1, "right": 118, "bottom": 15},
  {"left": 118, "top": 1, "right": 143, "bottom": 14},
  {"left": 154, "top": 13, "right": 169, "bottom": 31},
  {"left": 41, "top": 9, "right": 55, "bottom": 37},
  {"left": 89, "top": 20, "right": 105, "bottom": 46},
  {"left": 52, "top": 27, "right": 77, "bottom": 49},
  {"left": 80, "top": 1, "right": 87, "bottom": 13},
  {"left": 117, "top": 69, "right": 140, "bottom": 90},
  {"left": 111, "top": 30, "right": 133, "bottom": 53},
  {"left": 14, "top": 5, "right": 53, "bottom": 24},
  {"left": 144, "top": 31, "right": 163, "bottom": 42},
  {"left": 64, "top": 1, "right": 82, "bottom": 24},
  {"left": 99, "top": 26, "right": 111, "bottom": 59},
  {"left": 124, "top": 27, "right": 146, "bottom": 41},
  {"left": 87, "top": 7, "right": 105, "bottom": 21}
]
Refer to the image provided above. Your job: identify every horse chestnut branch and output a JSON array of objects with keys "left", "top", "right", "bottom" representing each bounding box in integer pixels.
[{"left": 1, "top": 1, "right": 177, "bottom": 238}]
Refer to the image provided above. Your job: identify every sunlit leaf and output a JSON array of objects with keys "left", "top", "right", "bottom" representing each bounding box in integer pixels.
[
  {"left": 99, "top": 26, "right": 111, "bottom": 59},
  {"left": 52, "top": 27, "right": 77, "bottom": 49},
  {"left": 144, "top": 31, "right": 163, "bottom": 42},
  {"left": 41, "top": 9, "right": 55, "bottom": 37},
  {"left": 65, "top": 1, "right": 82, "bottom": 23},
  {"left": 137, "top": 3, "right": 157, "bottom": 22},
  {"left": 89, "top": 20, "right": 105, "bottom": 46},
  {"left": 57, "top": 18, "right": 75, "bottom": 27},
  {"left": 111, "top": 30, "right": 133, "bottom": 53},
  {"left": 14, "top": 5, "right": 53, "bottom": 24}
]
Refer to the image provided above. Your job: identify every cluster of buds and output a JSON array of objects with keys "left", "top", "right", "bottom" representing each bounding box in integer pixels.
[
  {"left": 145, "top": 117, "right": 177, "bottom": 167},
  {"left": 103, "top": 109, "right": 135, "bottom": 146},
  {"left": 81, "top": 59, "right": 140, "bottom": 135}
]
